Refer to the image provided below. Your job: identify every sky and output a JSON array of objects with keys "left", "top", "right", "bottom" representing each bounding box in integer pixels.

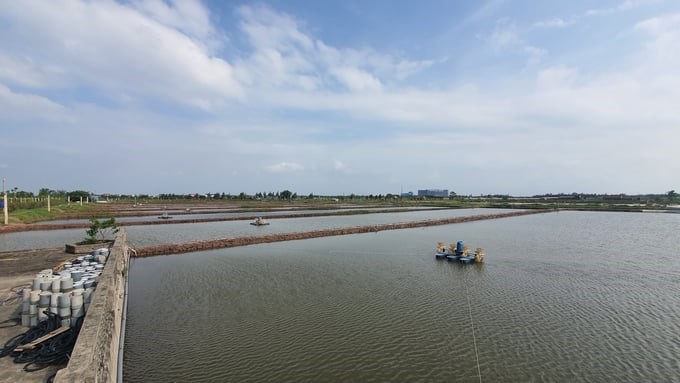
[{"left": 1, "top": 0, "right": 679, "bottom": 196}]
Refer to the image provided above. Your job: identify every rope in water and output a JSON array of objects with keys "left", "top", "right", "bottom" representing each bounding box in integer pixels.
[{"left": 465, "top": 277, "right": 482, "bottom": 383}]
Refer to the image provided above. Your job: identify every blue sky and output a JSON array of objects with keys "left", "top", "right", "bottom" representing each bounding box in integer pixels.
[{"left": 1, "top": 0, "right": 678, "bottom": 196}]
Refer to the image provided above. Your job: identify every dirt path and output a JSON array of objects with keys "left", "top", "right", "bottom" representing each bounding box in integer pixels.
[
  {"left": 0, "top": 248, "right": 73, "bottom": 382},
  {"left": 0, "top": 248, "right": 75, "bottom": 277}
]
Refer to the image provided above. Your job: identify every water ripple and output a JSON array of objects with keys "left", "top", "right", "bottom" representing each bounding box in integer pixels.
[{"left": 123, "top": 212, "right": 680, "bottom": 382}]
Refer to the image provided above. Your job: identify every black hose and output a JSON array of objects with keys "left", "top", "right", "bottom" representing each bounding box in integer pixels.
[
  {"left": 1, "top": 309, "right": 82, "bottom": 371},
  {"left": 0, "top": 332, "right": 26, "bottom": 358},
  {"left": 46, "top": 371, "right": 57, "bottom": 383}
]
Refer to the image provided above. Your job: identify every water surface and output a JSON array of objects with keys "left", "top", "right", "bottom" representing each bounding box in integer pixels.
[
  {"left": 0, "top": 208, "right": 510, "bottom": 251},
  {"left": 122, "top": 211, "right": 680, "bottom": 382}
]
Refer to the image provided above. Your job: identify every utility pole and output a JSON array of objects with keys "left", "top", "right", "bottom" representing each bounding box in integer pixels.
[{"left": 2, "top": 178, "right": 7, "bottom": 225}]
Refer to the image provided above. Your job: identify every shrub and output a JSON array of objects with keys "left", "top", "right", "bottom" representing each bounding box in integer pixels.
[{"left": 83, "top": 217, "right": 119, "bottom": 244}]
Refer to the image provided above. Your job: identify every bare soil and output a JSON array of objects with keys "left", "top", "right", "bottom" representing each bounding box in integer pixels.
[{"left": 0, "top": 248, "right": 75, "bottom": 382}]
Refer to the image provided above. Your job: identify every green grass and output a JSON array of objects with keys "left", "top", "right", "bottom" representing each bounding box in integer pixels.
[
  {"left": 1, "top": 197, "right": 663, "bottom": 225},
  {"left": 7, "top": 204, "right": 100, "bottom": 224}
]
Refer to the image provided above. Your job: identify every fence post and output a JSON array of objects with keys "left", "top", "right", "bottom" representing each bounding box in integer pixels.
[{"left": 3, "top": 193, "right": 7, "bottom": 225}]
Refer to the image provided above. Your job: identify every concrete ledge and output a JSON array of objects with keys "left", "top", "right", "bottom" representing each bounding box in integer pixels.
[
  {"left": 65, "top": 241, "right": 113, "bottom": 254},
  {"left": 55, "top": 229, "right": 128, "bottom": 383}
]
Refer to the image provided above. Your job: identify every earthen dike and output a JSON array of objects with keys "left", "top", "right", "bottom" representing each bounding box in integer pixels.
[{"left": 136, "top": 210, "right": 548, "bottom": 257}]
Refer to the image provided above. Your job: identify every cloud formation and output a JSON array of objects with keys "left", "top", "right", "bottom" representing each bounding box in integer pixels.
[{"left": 0, "top": 1, "right": 678, "bottom": 195}]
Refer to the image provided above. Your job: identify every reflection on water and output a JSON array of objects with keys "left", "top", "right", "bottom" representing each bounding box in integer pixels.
[{"left": 123, "top": 211, "right": 680, "bottom": 382}]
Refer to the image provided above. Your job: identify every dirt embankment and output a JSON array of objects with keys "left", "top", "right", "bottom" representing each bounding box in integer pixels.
[
  {"left": 135, "top": 210, "right": 548, "bottom": 257},
  {"left": 0, "top": 248, "right": 75, "bottom": 277}
]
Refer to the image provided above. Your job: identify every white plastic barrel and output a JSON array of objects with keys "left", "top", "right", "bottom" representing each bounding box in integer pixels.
[
  {"left": 29, "top": 290, "right": 40, "bottom": 304},
  {"left": 58, "top": 294, "right": 71, "bottom": 308},
  {"left": 40, "top": 280, "right": 52, "bottom": 291},
  {"left": 50, "top": 293, "right": 60, "bottom": 307},
  {"left": 58, "top": 306, "right": 71, "bottom": 317},
  {"left": 60, "top": 277, "right": 73, "bottom": 291},
  {"left": 71, "top": 294, "right": 84, "bottom": 307},
  {"left": 51, "top": 278, "right": 61, "bottom": 293},
  {"left": 39, "top": 291, "right": 51, "bottom": 306},
  {"left": 71, "top": 305, "right": 84, "bottom": 318},
  {"left": 71, "top": 270, "right": 83, "bottom": 282}
]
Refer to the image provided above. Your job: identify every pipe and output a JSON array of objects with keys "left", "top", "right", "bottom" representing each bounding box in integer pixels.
[{"left": 117, "top": 248, "right": 131, "bottom": 383}]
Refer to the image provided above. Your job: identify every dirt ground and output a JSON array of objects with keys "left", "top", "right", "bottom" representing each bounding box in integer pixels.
[{"left": 0, "top": 248, "right": 79, "bottom": 382}]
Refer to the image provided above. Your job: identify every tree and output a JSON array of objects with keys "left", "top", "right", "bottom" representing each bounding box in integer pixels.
[
  {"left": 68, "top": 190, "right": 90, "bottom": 201},
  {"left": 668, "top": 190, "right": 677, "bottom": 204},
  {"left": 280, "top": 190, "right": 292, "bottom": 199},
  {"left": 449, "top": 191, "right": 457, "bottom": 198},
  {"left": 83, "top": 218, "right": 119, "bottom": 244}
]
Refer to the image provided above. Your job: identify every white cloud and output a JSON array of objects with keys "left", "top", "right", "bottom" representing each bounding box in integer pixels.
[
  {"left": 534, "top": 18, "right": 573, "bottom": 28},
  {"left": 234, "top": 4, "right": 431, "bottom": 92},
  {"left": 329, "top": 66, "right": 382, "bottom": 92},
  {"left": 634, "top": 12, "right": 680, "bottom": 34},
  {"left": 0, "top": 83, "right": 70, "bottom": 122},
  {"left": 485, "top": 20, "right": 547, "bottom": 64},
  {"left": 131, "top": 0, "right": 216, "bottom": 43},
  {"left": 487, "top": 20, "right": 521, "bottom": 50},
  {"left": 0, "top": 1, "right": 242, "bottom": 109},
  {"left": 1, "top": 2, "right": 679, "bottom": 195},
  {"left": 266, "top": 162, "right": 304, "bottom": 173},
  {"left": 524, "top": 46, "right": 547, "bottom": 65},
  {"left": 0, "top": 54, "right": 61, "bottom": 88},
  {"left": 536, "top": 66, "right": 578, "bottom": 89},
  {"left": 586, "top": 0, "right": 658, "bottom": 16}
]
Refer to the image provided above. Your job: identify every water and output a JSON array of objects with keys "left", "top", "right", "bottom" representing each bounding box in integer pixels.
[
  {"left": 0, "top": 208, "right": 511, "bottom": 251},
  {"left": 124, "top": 208, "right": 513, "bottom": 247},
  {"left": 122, "top": 211, "right": 680, "bottom": 382},
  {"left": 43, "top": 206, "right": 437, "bottom": 224}
]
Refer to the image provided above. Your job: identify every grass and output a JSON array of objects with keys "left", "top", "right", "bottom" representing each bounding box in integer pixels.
[
  {"left": 1, "top": 196, "right": 667, "bottom": 225},
  {"left": 6, "top": 204, "right": 101, "bottom": 224}
]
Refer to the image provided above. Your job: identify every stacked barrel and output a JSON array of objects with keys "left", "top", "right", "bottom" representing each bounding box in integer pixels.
[{"left": 21, "top": 248, "right": 109, "bottom": 328}]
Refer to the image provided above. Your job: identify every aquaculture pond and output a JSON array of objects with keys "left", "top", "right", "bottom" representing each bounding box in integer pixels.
[{"left": 122, "top": 211, "right": 680, "bottom": 382}]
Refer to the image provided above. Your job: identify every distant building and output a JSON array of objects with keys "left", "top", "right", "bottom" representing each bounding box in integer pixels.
[
  {"left": 401, "top": 192, "right": 414, "bottom": 198},
  {"left": 417, "top": 189, "right": 449, "bottom": 198}
]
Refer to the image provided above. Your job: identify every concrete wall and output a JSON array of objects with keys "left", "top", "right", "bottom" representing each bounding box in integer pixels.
[{"left": 56, "top": 229, "right": 128, "bottom": 383}]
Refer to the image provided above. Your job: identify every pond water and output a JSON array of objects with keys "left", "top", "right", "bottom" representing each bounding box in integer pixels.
[
  {"left": 122, "top": 211, "right": 680, "bottom": 382},
  {"left": 42, "top": 206, "right": 439, "bottom": 224},
  {"left": 0, "top": 208, "right": 510, "bottom": 251}
]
